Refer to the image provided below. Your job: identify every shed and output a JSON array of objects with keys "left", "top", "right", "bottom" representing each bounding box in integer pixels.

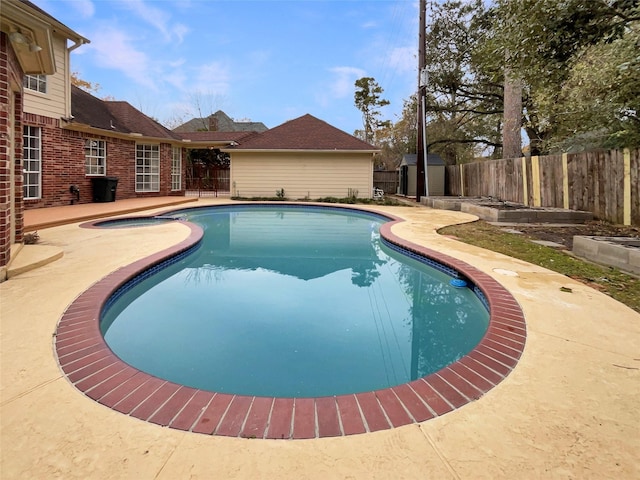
[
  {"left": 224, "top": 114, "right": 379, "bottom": 199},
  {"left": 397, "top": 153, "right": 445, "bottom": 197}
]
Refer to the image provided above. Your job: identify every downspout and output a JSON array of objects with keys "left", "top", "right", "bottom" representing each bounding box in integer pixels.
[{"left": 65, "top": 38, "right": 89, "bottom": 118}]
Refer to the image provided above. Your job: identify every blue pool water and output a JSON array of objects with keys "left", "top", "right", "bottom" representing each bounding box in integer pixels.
[{"left": 101, "top": 206, "right": 489, "bottom": 398}]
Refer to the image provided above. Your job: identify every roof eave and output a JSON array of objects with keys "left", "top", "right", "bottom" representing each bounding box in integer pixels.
[
  {"left": 63, "top": 122, "right": 185, "bottom": 144},
  {"left": 181, "top": 140, "right": 237, "bottom": 149},
  {"left": 223, "top": 148, "right": 380, "bottom": 154},
  {"left": 11, "top": 0, "right": 89, "bottom": 45}
]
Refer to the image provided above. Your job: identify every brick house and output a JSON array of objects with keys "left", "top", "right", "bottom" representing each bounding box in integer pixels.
[
  {"left": 59, "top": 85, "right": 188, "bottom": 206},
  {"left": 1, "top": 1, "right": 378, "bottom": 280},
  {"left": 0, "top": 0, "right": 222, "bottom": 279},
  {"left": 1, "top": 0, "right": 89, "bottom": 278}
]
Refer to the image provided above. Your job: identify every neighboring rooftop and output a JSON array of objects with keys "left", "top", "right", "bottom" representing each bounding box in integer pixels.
[
  {"left": 173, "top": 110, "right": 268, "bottom": 133},
  {"left": 229, "top": 114, "right": 378, "bottom": 151},
  {"left": 178, "top": 131, "right": 258, "bottom": 144}
]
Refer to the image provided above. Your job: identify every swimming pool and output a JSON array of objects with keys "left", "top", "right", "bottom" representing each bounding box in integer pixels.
[
  {"left": 100, "top": 205, "right": 489, "bottom": 398},
  {"left": 92, "top": 216, "right": 181, "bottom": 228},
  {"left": 57, "top": 203, "right": 526, "bottom": 439}
]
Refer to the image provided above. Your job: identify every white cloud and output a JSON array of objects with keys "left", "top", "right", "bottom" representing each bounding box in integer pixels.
[
  {"left": 313, "top": 66, "right": 366, "bottom": 108},
  {"left": 65, "top": 0, "right": 95, "bottom": 18},
  {"left": 121, "top": 0, "right": 189, "bottom": 43},
  {"left": 387, "top": 45, "right": 417, "bottom": 73},
  {"left": 164, "top": 70, "right": 188, "bottom": 91},
  {"left": 330, "top": 66, "right": 367, "bottom": 98},
  {"left": 172, "top": 23, "right": 190, "bottom": 44},
  {"left": 87, "top": 26, "right": 156, "bottom": 90},
  {"left": 192, "top": 62, "right": 232, "bottom": 96}
]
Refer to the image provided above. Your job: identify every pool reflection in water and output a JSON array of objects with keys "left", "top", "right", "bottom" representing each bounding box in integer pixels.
[{"left": 101, "top": 206, "right": 489, "bottom": 398}]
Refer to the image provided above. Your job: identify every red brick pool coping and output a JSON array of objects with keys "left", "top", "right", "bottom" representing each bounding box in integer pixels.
[{"left": 56, "top": 207, "right": 526, "bottom": 439}]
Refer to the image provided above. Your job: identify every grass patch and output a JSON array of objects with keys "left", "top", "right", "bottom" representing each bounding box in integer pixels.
[{"left": 439, "top": 221, "right": 640, "bottom": 313}]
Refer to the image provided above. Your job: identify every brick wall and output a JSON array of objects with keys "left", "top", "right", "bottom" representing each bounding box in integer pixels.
[
  {"left": 0, "top": 32, "right": 25, "bottom": 271},
  {"left": 23, "top": 118, "right": 186, "bottom": 209}
]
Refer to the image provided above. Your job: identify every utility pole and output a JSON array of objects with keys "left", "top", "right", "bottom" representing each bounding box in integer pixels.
[{"left": 416, "top": 0, "right": 427, "bottom": 202}]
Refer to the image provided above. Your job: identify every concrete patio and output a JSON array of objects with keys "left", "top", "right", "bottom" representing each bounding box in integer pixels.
[{"left": 1, "top": 198, "right": 638, "bottom": 479}]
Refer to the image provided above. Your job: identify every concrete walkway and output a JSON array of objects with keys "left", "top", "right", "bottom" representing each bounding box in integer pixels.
[{"left": 1, "top": 198, "right": 638, "bottom": 479}]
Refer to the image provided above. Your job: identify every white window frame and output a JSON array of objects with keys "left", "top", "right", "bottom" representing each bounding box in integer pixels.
[
  {"left": 23, "top": 126, "right": 42, "bottom": 200},
  {"left": 135, "top": 143, "right": 160, "bottom": 192},
  {"left": 171, "top": 146, "right": 182, "bottom": 191},
  {"left": 23, "top": 74, "right": 47, "bottom": 94},
  {"left": 84, "top": 138, "right": 107, "bottom": 176}
]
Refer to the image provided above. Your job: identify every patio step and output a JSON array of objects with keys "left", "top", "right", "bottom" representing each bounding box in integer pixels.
[{"left": 6, "top": 243, "right": 64, "bottom": 279}]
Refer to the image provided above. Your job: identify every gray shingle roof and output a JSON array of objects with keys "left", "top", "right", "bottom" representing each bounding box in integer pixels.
[
  {"left": 70, "top": 85, "right": 181, "bottom": 140},
  {"left": 173, "top": 110, "right": 268, "bottom": 133}
]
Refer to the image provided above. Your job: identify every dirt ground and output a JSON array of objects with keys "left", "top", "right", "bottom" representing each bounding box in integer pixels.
[{"left": 502, "top": 220, "right": 640, "bottom": 250}]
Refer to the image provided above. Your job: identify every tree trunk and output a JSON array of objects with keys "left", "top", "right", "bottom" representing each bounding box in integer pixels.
[{"left": 503, "top": 69, "right": 522, "bottom": 159}]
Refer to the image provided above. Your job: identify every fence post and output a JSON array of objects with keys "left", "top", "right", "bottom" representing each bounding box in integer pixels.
[
  {"left": 562, "top": 153, "right": 569, "bottom": 210},
  {"left": 531, "top": 155, "right": 541, "bottom": 207},
  {"left": 521, "top": 157, "right": 528, "bottom": 206},
  {"left": 624, "top": 148, "right": 631, "bottom": 225},
  {"left": 460, "top": 164, "right": 465, "bottom": 196}
]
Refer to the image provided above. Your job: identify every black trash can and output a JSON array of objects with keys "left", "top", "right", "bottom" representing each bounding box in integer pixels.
[{"left": 91, "top": 176, "right": 119, "bottom": 202}]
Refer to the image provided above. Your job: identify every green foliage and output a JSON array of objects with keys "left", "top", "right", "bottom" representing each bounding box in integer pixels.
[
  {"left": 439, "top": 220, "right": 640, "bottom": 313},
  {"left": 354, "top": 77, "right": 391, "bottom": 144},
  {"left": 369, "top": 95, "right": 419, "bottom": 170},
  {"left": 276, "top": 188, "right": 286, "bottom": 199},
  {"left": 484, "top": 0, "right": 640, "bottom": 152},
  {"left": 422, "top": 0, "right": 504, "bottom": 162},
  {"left": 551, "top": 24, "right": 640, "bottom": 150}
]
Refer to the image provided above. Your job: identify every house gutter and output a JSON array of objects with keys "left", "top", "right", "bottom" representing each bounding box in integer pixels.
[
  {"left": 68, "top": 37, "right": 89, "bottom": 52},
  {"left": 62, "top": 122, "right": 188, "bottom": 146},
  {"left": 179, "top": 139, "right": 235, "bottom": 149},
  {"left": 221, "top": 148, "right": 380, "bottom": 154}
]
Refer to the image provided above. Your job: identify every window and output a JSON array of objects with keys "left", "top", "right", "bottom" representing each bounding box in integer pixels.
[
  {"left": 171, "top": 146, "right": 182, "bottom": 191},
  {"left": 23, "top": 126, "right": 42, "bottom": 199},
  {"left": 23, "top": 74, "right": 47, "bottom": 94},
  {"left": 135, "top": 144, "right": 160, "bottom": 192},
  {"left": 84, "top": 139, "right": 106, "bottom": 175}
]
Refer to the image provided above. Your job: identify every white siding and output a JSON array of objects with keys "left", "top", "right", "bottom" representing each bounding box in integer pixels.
[
  {"left": 23, "top": 33, "right": 69, "bottom": 119},
  {"left": 230, "top": 152, "right": 374, "bottom": 199}
]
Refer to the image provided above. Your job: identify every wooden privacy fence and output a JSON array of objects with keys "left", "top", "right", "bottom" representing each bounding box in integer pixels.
[
  {"left": 186, "top": 163, "right": 230, "bottom": 193},
  {"left": 373, "top": 170, "right": 398, "bottom": 194},
  {"left": 445, "top": 148, "right": 639, "bottom": 226}
]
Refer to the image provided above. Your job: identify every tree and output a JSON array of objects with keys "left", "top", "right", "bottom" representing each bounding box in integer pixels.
[
  {"left": 368, "top": 95, "right": 419, "bottom": 170},
  {"left": 164, "top": 91, "right": 227, "bottom": 130},
  {"left": 551, "top": 24, "right": 640, "bottom": 150},
  {"left": 188, "top": 148, "right": 230, "bottom": 168},
  {"left": 502, "top": 68, "right": 522, "bottom": 158},
  {"left": 70, "top": 71, "right": 100, "bottom": 93},
  {"left": 486, "top": 0, "right": 640, "bottom": 152},
  {"left": 421, "top": 0, "right": 504, "bottom": 162},
  {"left": 354, "top": 77, "right": 390, "bottom": 144}
]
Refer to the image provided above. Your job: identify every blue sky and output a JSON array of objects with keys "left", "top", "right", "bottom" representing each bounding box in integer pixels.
[{"left": 33, "top": 0, "right": 419, "bottom": 134}]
